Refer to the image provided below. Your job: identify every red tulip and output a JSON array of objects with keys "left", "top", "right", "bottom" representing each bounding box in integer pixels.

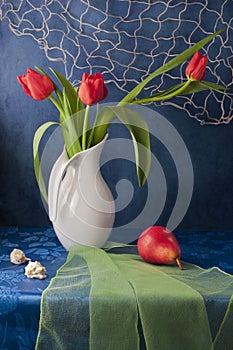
[
  {"left": 78, "top": 72, "right": 108, "bottom": 106},
  {"left": 185, "top": 51, "right": 208, "bottom": 81},
  {"left": 17, "top": 68, "right": 54, "bottom": 100}
]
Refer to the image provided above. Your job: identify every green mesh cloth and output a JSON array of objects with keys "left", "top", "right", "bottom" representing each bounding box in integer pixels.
[{"left": 36, "top": 245, "right": 233, "bottom": 350}]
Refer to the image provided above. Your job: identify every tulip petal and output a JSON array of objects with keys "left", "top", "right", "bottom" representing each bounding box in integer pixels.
[
  {"left": 17, "top": 68, "right": 54, "bottom": 100},
  {"left": 185, "top": 51, "right": 208, "bottom": 81},
  {"left": 185, "top": 51, "right": 202, "bottom": 77},
  {"left": 192, "top": 56, "right": 208, "bottom": 81},
  {"left": 94, "top": 79, "right": 104, "bottom": 102},
  {"left": 79, "top": 72, "right": 108, "bottom": 105},
  {"left": 17, "top": 75, "right": 33, "bottom": 98},
  {"left": 79, "top": 82, "right": 95, "bottom": 105},
  {"left": 82, "top": 72, "right": 89, "bottom": 83}
]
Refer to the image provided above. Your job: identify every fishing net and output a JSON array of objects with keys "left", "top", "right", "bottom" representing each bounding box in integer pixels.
[{"left": 1, "top": 0, "right": 232, "bottom": 124}]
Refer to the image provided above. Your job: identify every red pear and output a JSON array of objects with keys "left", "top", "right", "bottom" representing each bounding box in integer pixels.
[{"left": 137, "top": 226, "right": 183, "bottom": 270}]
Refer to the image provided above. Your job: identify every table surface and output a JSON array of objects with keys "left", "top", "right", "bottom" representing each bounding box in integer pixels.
[{"left": 0, "top": 227, "right": 233, "bottom": 349}]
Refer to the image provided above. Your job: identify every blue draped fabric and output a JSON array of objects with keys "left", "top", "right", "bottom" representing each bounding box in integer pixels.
[{"left": 0, "top": 227, "right": 233, "bottom": 349}]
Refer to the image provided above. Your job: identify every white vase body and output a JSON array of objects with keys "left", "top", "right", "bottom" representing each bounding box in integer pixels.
[{"left": 48, "top": 135, "right": 115, "bottom": 250}]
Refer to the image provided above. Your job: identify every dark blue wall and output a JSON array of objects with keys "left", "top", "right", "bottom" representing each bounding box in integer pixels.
[{"left": 0, "top": 2, "right": 232, "bottom": 231}]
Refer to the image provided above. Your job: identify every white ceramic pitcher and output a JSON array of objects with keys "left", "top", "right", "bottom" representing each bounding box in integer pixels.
[{"left": 48, "top": 134, "right": 115, "bottom": 250}]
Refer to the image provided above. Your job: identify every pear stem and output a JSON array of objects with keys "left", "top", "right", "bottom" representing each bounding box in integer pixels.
[{"left": 175, "top": 257, "right": 184, "bottom": 270}]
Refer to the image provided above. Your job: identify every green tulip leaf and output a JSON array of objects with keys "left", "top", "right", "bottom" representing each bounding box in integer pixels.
[
  {"left": 90, "top": 107, "right": 114, "bottom": 146},
  {"left": 63, "top": 88, "right": 72, "bottom": 117},
  {"left": 60, "top": 118, "right": 82, "bottom": 158},
  {"left": 93, "top": 106, "right": 151, "bottom": 186},
  {"left": 183, "top": 80, "right": 226, "bottom": 94},
  {"left": 49, "top": 68, "right": 79, "bottom": 114},
  {"left": 132, "top": 80, "right": 226, "bottom": 104},
  {"left": 77, "top": 95, "right": 84, "bottom": 112},
  {"left": 199, "top": 80, "right": 227, "bottom": 94},
  {"left": 33, "top": 121, "right": 59, "bottom": 202},
  {"left": 121, "top": 28, "right": 225, "bottom": 104},
  {"left": 132, "top": 83, "right": 187, "bottom": 104},
  {"left": 110, "top": 106, "right": 151, "bottom": 186},
  {"left": 73, "top": 87, "right": 84, "bottom": 111}
]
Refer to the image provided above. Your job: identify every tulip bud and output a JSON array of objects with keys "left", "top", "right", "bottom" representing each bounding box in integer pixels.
[
  {"left": 185, "top": 51, "right": 208, "bottom": 81},
  {"left": 78, "top": 72, "right": 108, "bottom": 106},
  {"left": 17, "top": 68, "right": 54, "bottom": 100}
]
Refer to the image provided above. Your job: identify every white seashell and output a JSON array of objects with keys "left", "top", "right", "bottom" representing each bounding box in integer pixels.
[
  {"left": 10, "top": 249, "right": 30, "bottom": 265},
  {"left": 25, "top": 261, "right": 47, "bottom": 280}
]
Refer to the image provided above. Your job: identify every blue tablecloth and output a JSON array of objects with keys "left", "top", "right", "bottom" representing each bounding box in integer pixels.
[
  {"left": 0, "top": 227, "right": 233, "bottom": 349},
  {"left": 0, "top": 227, "right": 66, "bottom": 349}
]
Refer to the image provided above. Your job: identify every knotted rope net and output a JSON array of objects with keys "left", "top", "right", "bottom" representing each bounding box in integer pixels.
[{"left": 1, "top": 0, "right": 232, "bottom": 124}]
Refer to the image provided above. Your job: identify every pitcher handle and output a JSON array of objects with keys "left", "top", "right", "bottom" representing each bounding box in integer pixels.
[{"left": 48, "top": 149, "right": 70, "bottom": 222}]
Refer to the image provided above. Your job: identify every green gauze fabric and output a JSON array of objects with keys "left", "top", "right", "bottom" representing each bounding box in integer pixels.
[
  {"left": 36, "top": 245, "right": 139, "bottom": 350},
  {"left": 109, "top": 250, "right": 233, "bottom": 350},
  {"left": 36, "top": 245, "right": 233, "bottom": 350},
  {"left": 36, "top": 250, "right": 91, "bottom": 349}
]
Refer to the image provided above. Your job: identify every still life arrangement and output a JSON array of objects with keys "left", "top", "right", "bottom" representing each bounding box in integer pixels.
[
  {"left": 1, "top": 0, "right": 231, "bottom": 346},
  {"left": 17, "top": 29, "right": 226, "bottom": 252}
]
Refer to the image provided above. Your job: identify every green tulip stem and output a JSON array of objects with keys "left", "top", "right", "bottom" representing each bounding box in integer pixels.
[
  {"left": 133, "top": 79, "right": 193, "bottom": 104},
  {"left": 49, "top": 95, "right": 65, "bottom": 122},
  {"left": 87, "top": 103, "right": 99, "bottom": 149},
  {"left": 154, "top": 79, "right": 192, "bottom": 100},
  {"left": 82, "top": 105, "right": 90, "bottom": 150}
]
